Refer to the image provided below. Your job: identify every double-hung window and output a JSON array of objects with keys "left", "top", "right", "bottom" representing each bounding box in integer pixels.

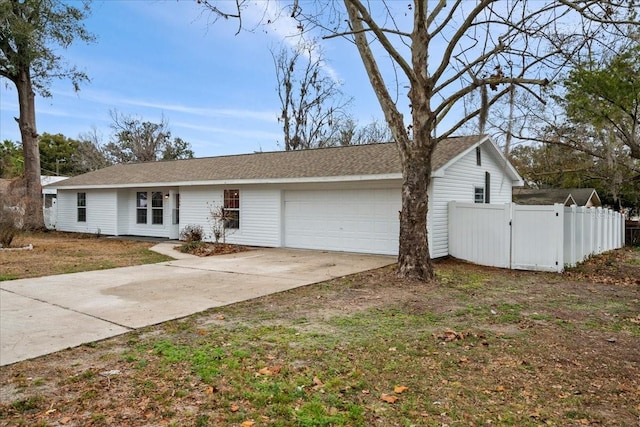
[
  {"left": 474, "top": 187, "right": 485, "bottom": 204},
  {"left": 77, "top": 193, "right": 86, "bottom": 222},
  {"left": 136, "top": 192, "right": 148, "bottom": 224},
  {"left": 223, "top": 189, "right": 240, "bottom": 229},
  {"left": 151, "top": 192, "right": 164, "bottom": 225}
]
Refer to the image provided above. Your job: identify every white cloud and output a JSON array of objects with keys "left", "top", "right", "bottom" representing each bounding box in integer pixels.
[
  {"left": 243, "top": 1, "right": 341, "bottom": 83},
  {"left": 175, "top": 120, "right": 280, "bottom": 141},
  {"left": 48, "top": 88, "right": 278, "bottom": 123}
]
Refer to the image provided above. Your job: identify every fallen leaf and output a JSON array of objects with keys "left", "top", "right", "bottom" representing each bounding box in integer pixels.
[
  {"left": 496, "top": 385, "right": 506, "bottom": 392},
  {"left": 241, "top": 421, "right": 255, "bottom": 427},
  {"left": 258, "top": 365, "right": 282, "bottom": 376},
  {"left": 205, "top": 385, "right": 216, "bottom": 394},
  {"left": 388, "top": 347, "right": 397, "bottom": 352},
  {"left": 197, "top": 329, "right": 207, "bottom": 336},
  {"left": 381, "top": 393, "right": 399, "bottom": 403},
  {"left": 45, "top": 408, "right": 57, "bottom": 415},
  {"left": 59, "top": 417, "right": 71, "bottom": 425},
  {"left": 230, "top": 404, "right": 240, "bottom": 412},
  {"left": 216, "top": 315, "right": 225, "bottom": 321},
  {"left": 313, "top": 376, "right": 324, "bottom": 387},
  {"left": 394, "top": 385, "right": 409, "bottom": 394},
  {"left": 434, "top": 329, "right": 465, "bottom": 342},
  {"left": 258, "top": 367, "right": 271, "bottom": 375}
]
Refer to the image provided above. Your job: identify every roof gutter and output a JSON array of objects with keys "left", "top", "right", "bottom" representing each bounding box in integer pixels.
[{"left": 52, "top": 173, "right": 404, "bottom": 190}]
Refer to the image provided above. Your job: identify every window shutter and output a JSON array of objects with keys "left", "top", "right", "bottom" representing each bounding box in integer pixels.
[{"left": 485, "top": 171, "right": 491, "bottom": 204}]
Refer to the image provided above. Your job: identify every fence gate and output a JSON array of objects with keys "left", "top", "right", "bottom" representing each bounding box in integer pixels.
[
  {"left": 448, "top": 202, "right": 624, "bottom": 272},
  {"left": 510, "top": 204, "right": 564, "bottom": 272},
  {"left": 447, "top": 202, "right": 511, "bottom": 269}
]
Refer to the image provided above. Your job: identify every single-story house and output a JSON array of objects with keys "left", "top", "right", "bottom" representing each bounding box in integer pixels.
[
  {"left": 41, "top": 175, "right": 68, "bottom": 208},
  {"left": 513, "top": 188, "right": 602, "bottom": 208},
  {"left": 50, "top": 135, "right": 523, "bottom": 257}
]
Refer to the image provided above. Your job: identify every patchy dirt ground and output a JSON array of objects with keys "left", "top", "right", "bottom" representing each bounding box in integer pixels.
[
  {"left": 0, "top": 246, "right": 638, "bottom": 426},
  {"left": 0, "top": 232, "right": 171, "bottom": 280}
]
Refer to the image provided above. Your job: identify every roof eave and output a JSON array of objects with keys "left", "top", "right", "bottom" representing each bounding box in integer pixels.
[{"left": 53, "top": 173, "right": 404, "bottom": 190}]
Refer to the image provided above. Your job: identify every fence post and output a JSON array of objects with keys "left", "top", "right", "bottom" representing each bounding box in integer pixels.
[
  {"left": 564, "top": 205, "right": 576, "bottom": 268},
  {"left": 576, "top": 207, "right": 585, "bottom": 262},
  {"left": 620, "top": 212, "right": 625, "bottom": 247},
  {"left": 554, "top": 204, "right": 565, "bottom": 272},
  {"left": 595, "top": 207, "right": 603, "bottom": 254}
]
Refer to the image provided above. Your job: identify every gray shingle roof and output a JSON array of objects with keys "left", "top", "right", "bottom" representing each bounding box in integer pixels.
[
  {"left": 569, "top": 188, "right": 601, "bottom": 207},
  {"left": 56, "top": 135, "right": 485, "bottom": 188},
  {"left": 513, "top": 188, "right": 601, "bottom": 207}
]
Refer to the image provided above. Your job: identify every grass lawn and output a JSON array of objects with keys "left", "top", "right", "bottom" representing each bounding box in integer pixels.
[
  {"left": 0, "top": 233, "right": 638, "bottom": 426},
  {"left": 0, "top": 231, "right": 173, "bottom": 281}
]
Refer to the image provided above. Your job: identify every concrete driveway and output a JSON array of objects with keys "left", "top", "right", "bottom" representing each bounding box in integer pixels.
[{"left": 0, "top": 245, "right": 394, "bottom": 366}]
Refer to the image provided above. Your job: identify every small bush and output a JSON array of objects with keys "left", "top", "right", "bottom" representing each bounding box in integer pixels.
[
  {"left": 179, "top": 240, "right": 207, "bottom": 254},
  {"left": 0, "top": 218, "right": 16, "bottom": 248},
  {"left": 179, "top": 224, "right": 204, "bottom": 242}
]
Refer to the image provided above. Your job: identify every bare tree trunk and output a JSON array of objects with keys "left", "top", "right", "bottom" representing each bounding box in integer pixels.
[
  {"left": 396, "top": 0, "right": 435, "bottom": 281},
  {"left": 16, "top": 68, "right": 44, "bottom": 230},
  {"left": 398, "top": 145, "right": 434, "bottom": 281},
  {"left": 344, "top": 0, "right": 435, "bottom": 281}
]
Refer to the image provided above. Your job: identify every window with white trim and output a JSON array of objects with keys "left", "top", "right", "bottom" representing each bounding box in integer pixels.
[
  {"left": 151, "top": 191, "right": 164, "bottom": 225},
  {"left": 136, "top": 192, "right": 148, "bottom": 224},
  {"left": 474, "top": 186, "right": 485, "bottom": 204},
  {"left": 77, "top": 192, "right": 86, "bottom": 222},
  {"left": 223, "top": 189, "right": 240, "bottom": 229}
]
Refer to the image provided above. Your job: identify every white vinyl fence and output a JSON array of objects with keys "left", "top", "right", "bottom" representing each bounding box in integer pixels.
[
  {"left": 43, "top": 204, "right": 57, "bottom": 230},
  {"left": 448, "top": 202, "right": 625, "bottom": 272}
]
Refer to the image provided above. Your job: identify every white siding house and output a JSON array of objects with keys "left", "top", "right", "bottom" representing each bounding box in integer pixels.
[
  {"left": 429, "top": 143, "right": 517, "bottom": 257},
  {"left": 51, "top": 135, "right": 523, "bottom": 257}
]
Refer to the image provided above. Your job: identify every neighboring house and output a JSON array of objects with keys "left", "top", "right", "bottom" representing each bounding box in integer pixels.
[
  {"left": 1, "top": 176, "right": 68, "bottom": 229},
  {"left": 513, "top": 188, "right": 602, "bottom": 208},
  {"left": 41, "top": 175, "right": 68, "bottom": 207},
  {"left": 50, "top": 135, "right": 523, "bottom": 257},
  {"left": 1, "top": 176, "right": 68, "bottom": 206},
  {"left": 41, "top": 176, "right": 68, "bottom": 229}
]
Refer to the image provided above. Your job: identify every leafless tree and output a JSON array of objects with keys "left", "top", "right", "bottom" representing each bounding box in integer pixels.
[
  {"left": 104, "top": 111, "right": 194, "bottom": 164},
  {"left": 324, "top": 117, "right": 393, "bottom": 146},
  {"left": 273, "top": 42, "right": 351, "bottom": 150},
  {"left": 198, "top": 0, "right": 638, "bottom": 282},
  {"left": 74, "top": 127, "right": 112, "bottom": 174}
]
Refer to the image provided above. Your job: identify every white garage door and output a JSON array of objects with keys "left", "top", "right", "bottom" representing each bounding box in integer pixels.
[{"left": 284, "top": 188, "right": 400, "bottom": 255}]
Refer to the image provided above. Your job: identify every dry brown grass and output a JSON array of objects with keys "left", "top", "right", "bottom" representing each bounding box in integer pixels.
[
  {"left": 0, "top": 231, "right": 173, "bottom": 280},
  {"left": 0, "top": 244, "right": 638, "bottom": 426}
]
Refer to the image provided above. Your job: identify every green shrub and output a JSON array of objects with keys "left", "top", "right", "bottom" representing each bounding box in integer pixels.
[{"left": 179, "top": 240, "right": 206, "bottom": 253}]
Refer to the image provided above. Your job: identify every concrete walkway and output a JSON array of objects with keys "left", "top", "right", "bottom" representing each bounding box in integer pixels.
[{"left": 0, "top": 245, "right": 394, "bottom": 366}]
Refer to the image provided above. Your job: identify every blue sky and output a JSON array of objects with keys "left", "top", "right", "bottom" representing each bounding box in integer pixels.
[{"left": 0, "top": 0, "right": 390, "bottom": 157}]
